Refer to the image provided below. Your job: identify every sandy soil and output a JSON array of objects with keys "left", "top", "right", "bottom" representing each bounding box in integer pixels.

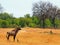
[{"left": 0, "top": 27, "right": 60, "bottom": 45}]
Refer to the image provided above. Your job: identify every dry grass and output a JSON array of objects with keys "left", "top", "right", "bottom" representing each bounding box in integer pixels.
[{"left": 0, "top": 28, "right": 60, "bottom": 45}]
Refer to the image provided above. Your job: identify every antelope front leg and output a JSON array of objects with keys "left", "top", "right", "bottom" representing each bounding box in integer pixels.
[
  {"left": 13, "top": 35, "right": 16, "bottom": 41},
  {"left": 7, "top": 34, "right": 10, "bottom": 40}
]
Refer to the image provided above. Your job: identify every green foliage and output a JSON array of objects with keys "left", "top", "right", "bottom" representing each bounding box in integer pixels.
[
  {"left": 25, "top": 18, "right": 32, "bottom": 26},
  {"left": 24, "top": 14, "right": 30, "bottom": 18},
  {"left": 29, "top": 23, "right": 36, "bottom": 27},
  {"left": 0, "top": 12, "right": 13, "bottom": 20},
  {"left": 19, "top": 17, "right": 26, "bottom": 27},
  {"left": 1, "top": 20, "right": 9, "bottom": 28},
  {"left": 32, "top": 16, "right": 39, "bottom": 24},
  {"left": 0, "top": 12, "right": 60, "bottom": 28},
  {"left": 14, "top": 18, "right": 19, "bottom": 25},
  {"left": 8, "top": 24, "right": 18, "bottom": 28},
  {"left": 0, "top": 19, "right": 2, "bottom": 27},
  {"left": 55, "top": 19, "right": 60, "bottom": 28},
  {"left": 45, "top": 19, "right": 52, "bottom": 28}
]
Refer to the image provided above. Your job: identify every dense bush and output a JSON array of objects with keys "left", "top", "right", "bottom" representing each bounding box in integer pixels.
[
  {"left": 55, "top": 19, "right": 60, "bottom": 28},
  {"left": 0, "top": 12, "right": 60, "bottom": 28},
  {"left": 45, "top": 19, "right": 52, "bottom": 28}
]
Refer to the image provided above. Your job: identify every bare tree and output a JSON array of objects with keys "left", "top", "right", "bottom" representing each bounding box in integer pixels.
[
  {"left": 48, "top": 6, "right": 58, "bottom": 28},
  {"left": 56, "top": 9, "right": 60, "bottom": 19},
  {"left": 32, "top": 1, "right": 58, "bottom": 28}
]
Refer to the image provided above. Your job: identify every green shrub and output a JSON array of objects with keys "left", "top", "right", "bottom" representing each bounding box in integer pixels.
[{"left": 45, "top": 19, "right": 52, "bottom": 28}]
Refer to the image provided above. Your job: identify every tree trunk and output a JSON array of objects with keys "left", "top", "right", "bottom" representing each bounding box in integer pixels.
[
  {"left": 52, "top": 18, "right": 56, "bottom": 28},
  {"left": 41, "top": 18, "right": 45, "bottom": 28}
]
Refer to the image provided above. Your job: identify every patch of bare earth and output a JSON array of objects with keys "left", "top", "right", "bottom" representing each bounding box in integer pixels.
[{"left": 0, "top": 28, "right": 60, "bottom": 45}]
